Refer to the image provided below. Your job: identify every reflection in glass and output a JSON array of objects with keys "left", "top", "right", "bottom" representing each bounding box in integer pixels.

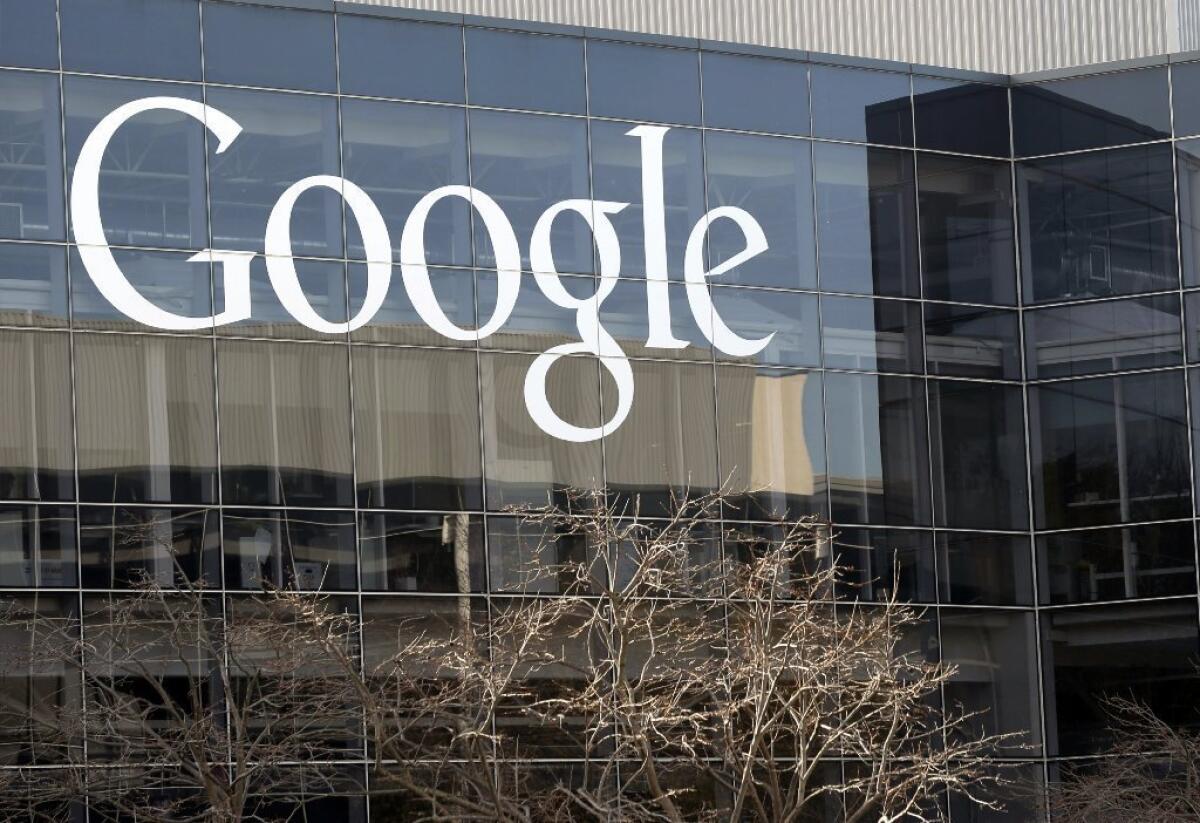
[
  {"left": 701, "top": 51, "right": 808, "bottom": 134},
  {"left": 361, "top": 596, "right": 487, "bottom": 670},
  {"left": 832, "top": 527, "right": 935, "bottom": 602},
  {"left": 820, "top": 295, "right": 923, "bottom": 374},
  {"left": 912, "top": 76, "right": 1010, "bottom": 157},
  {"left": 223, "top": 509, "right": 356, "bottom": 591},
  {"left": 487, "top": 515, "right": 603, "bottom": 594},
  {"left": 1025, "top": 293, "right": 1183, "bottom": 379},
  {"left": 1171, "top": 60, "right": 1200, "bottom": 138},
  {"left": 1038, "top": 521, "right": 1196, "bottom": 605},
  {"left": 709, "top": 287, "right": 819, "bottom": 368},
  {"left": 923, "top": 303, "right": 1021, "bottom": 380},
  {"left": 480, "top": 271, "right": 595, "bottom": 354},
  {"left": 0, "top": 72, "right": 63, "bottom": 240},
  {"left": 0, "top": 3, "right": 58, "bottom": 69},
  {"left": 916, "top": 153, "right": 1015, "bottom": 305},
  {"left": 202, "top": 3, "right": 335, "bottom": 92},
  {"left": 938, "top": 532, "right": 1033, "bottom": 606},
  {"left": 79, "top": 506, "right": 219, "bottom": 588},
  {"left": 703, "top": 131, "right": 815, "bottom": 289},
  {"left": 825, "top": 372, "right": 930, "bottom": 526},
  {"left": 1018, "top": 144, "right": 1177, "bottom": 303},
  {"left": 600, "top": 278, "right": 707, "bottom": 361},
  {"left": 813, "top": 142, "right": 919, "bottom": 297},
  {"left": 350, "top": 264, "right": 475, "bottom": 347},
  {"left": 359, "top": 513, "right": 484, "bottom": 593},
  {"left": 218, "top": 340, "right": 353, "bottom": 508},
  {"left": 929, "top": 380, "right": 1028, "bottom": 530},
  {"left": 337, "top": 16, "right": 464, "bottom": 103},
  {"left": 0, "top": 242, "right": 68, "bottom": 327},
  {"left": 216, "top": 256, "right": 345, "bottom": 341},
  {"left": 0, "top": 505, "right": 77, "bottom": 587},
  {"left": 1175, "top": 139, "right": 1200, "bottom": 288},
  {"left": 71, "top": 247, "right": 212, "bottom": 332},
  {"left": 352, "top": 346, "right": 482, "bottom": 511},
  {"left": 1033, "top": 370, "right": 1191, "bottom": 529},
  {"left": 60, "top": 0, "right": 201, "bottom": 80},
  {"left": 466, "top": 28, "right": 585, "bottom": 114},
  {"left": 586, "top": 40, "right": 701, "bottom": 125},
  {"left": 810, "top": 64, "right": 912, "bottom": 146},
  {"left": 0, "top": 330, "right": 74, "bottom": 501},
  {"left": 716, "top": 366, "right": 827, "bottom": 519}
]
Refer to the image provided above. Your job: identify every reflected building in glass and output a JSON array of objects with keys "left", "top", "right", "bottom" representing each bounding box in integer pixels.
[{"left": 1, "top": 1, "right": 1199, "bottom": 820}]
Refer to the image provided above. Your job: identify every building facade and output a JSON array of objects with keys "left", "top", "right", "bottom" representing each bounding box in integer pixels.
[{"left": 2, "top": 0, "right": 1200, "bottom": 820}]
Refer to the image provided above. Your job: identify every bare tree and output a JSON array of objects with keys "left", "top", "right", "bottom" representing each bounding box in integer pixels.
[{"left": 1049, "top": 694, "right": 1200, "bottom": 823}]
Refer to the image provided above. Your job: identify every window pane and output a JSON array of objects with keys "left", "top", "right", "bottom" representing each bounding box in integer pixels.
[
  {"left": 469, "top": 110, "right": 591, "bottom": 274},
  {"left": 929, "top": 380, "right": 1028, "bottom": 530},
  {"left": 1041, "top": 601, "right": 1200, "bottom": 756},
  {"left": 0, "top": 505, "right": 76, "bottom": 587},
  {"left": 1038, "top": 521, "right": 1197, "bottom": 605},
  {"left": 352, "top": 346, "right": 482, "bottom": 511},
  {"left": 825, "top": 372, "right": 930, "bottom": 526},
  {"left": 466, "top": 28, "right": 585, "bottom": 114},
  {"left": 223, "top": 508, "right": 356, "bottom": 591},
  {"left": 74, "top": 334, "right": 217, "bottom": 504},
  {"left": 359, "top": 513, "right": 484, "bottom": 593},
  {"left": 216, "top": 256, "right": 345, "bottom": 341},
  {"left": 938, "top": 532, "right": 1034, "bottom": 606},
  {"left": 820, "top": 295, "right": 924, "bottom": 374},
  {"left": 0, "top": 3, "right": 58, "bottom": 69},
  {"left": 1175, "top": 139, "right": 1200, "bottom": 288},
  {"left": 923, "top": 303, "right": 1021, "bottom": 380},
  {"left": 716, "top": 366, "right": 827, "bottom": 520},
  {"left": 912, "top": 77, "right": 1009, "bottom": 157},
  {"left": 487, "top": 515, "right": 604, "bottom": 595},
  {"left": 207, "top": 88, "right": 342, "bottom": 259},
  {"left": 703, "top": 131, "right": 815, "bottom": 289},
  {"left": 479, "top": 351, "right": 602, "bottom": 509},
  {"left": 916, "top": 153, "right": 1015, "bottom": 305},
  {"left": 361, "top": 595, "right": 487, "bottom": 669},
  {"left": 1033, "top": 370, "right": 1191, "bottom": 529},
  {"left": 203, "top": 3, "right": 335, "bottom": 92},
  {"left": 337, "top": 16, "right": 464, "bottom": 103},
  {"left": 709, "top": 287, "right": 820, "bottom": 368},
  {"left": 482, "top": 272, "right": 601, "bottom": 354},
  {"left": 218, "top": 340, "right": 353, "bottom": 508},
  {"left": 1018, "top": 144, "right": 1178, "bottom": 303},
  {"left": 79, "top": 506, "right": 219, "bottom": 588},
  {"left": 813, "top": 142, "right": 919, "bottom": 297},
  {"left": 1013, "top": 67, "right": 1171, "bottom": 156},
  {"left": 810, "top": 64, "right": 912, "bottom": 146},
  {"left": 0, "top": 330, "right": 73, "bottom": 501},
  {"left": 71, "top": 247, "right": 212, "bottom": 332},
  {"left": 341, "top": 98, "right": 471, "bottom": 266},
  {"left": 0, "top": 242, "right": 68, "bottom": 327},
  {"left": 1172, "top": 60, "right": 1200, "bottom": 138},
  {"left": 61, "top": 0, "right": 200, "bottom": 81},
  {"left": 832, "top": 527, "right": 935, "bottom": 602},
  {"left": 0, "top": 71, "right": 63, "bottom": 240},
  {"left": 349, "top": 264, "right": 475, "bottom": 347},
  {"left": 1025, "top": 294, "right": 1183, "bottom": 379},
  {"left": 587, "top": 41, "right": 700, "bottom": 125},
  {"left": 701, "top": 51, "right": 808, "bottom": 134},
  {"left": 65, "top": 77, "right": 205, "bottom": 249}
]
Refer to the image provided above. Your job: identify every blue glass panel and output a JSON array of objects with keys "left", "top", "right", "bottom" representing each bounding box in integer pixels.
[
  {"left": 587, "top": 40, "right": 701, "bottom": 125},
  {"left": 0, "top": 242, "right": 68, "bottom": 327},
  {"left": 600, "top": 277, "right": 708, "bottom": 361},
  {"left": 701, "top": 51, "right": 808, "bottom": 134},
  {"left": 810, "top": 64, "right": 912, "bottom": 146},
  {"left": 349, "top": 264, "right": 475, "bottom": 347},
  {"left": 61, "top": 0, "right": 201, "bottom": 81},
  {"left": 337, "top": 15, "right": 464, "bottom": 103},
  {"left": 0, "top": 2, "right": 58, "bottom": 69},
  {"left": 70, "top": 246, "right": 212, "bottom": 331},
  {"left": 203, "top": 3, "right": 336, "bottom": 93},
  {"left": 820, "top": 295, "right": 924, "bottom": 374},
  {"left": 0, "top": 71, "right": 63, "bottom": 241},
  {"left": 466, "top": 28, "right": 585, "bottom": 114},
  {"left": 215, "top": 256, "right": 345, "bottom": 341},
  {"left": 708, "top": 286, "right": 820, "bottom": 368}
]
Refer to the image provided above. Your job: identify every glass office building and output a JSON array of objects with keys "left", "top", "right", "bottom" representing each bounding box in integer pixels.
[{"left": 1, "top": 0, "right": 1199, "bottom": 819}]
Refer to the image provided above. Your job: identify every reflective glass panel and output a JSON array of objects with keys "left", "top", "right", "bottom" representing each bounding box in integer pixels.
[
  {"left": 938, "top": 532, "right": 1034, "bottom": 606},
  {"left": 337, "top": 15, "right": 464, "bottom": 103},
  {"left": 359, "top": 513, "right": 484, "bottom": 593},
  {"left": 1171, "top": 59, "right": 1200, "bottom": 138},
  {"left": 1018, "top": 144, "right": 1178, "bottom": 302},
  {"left": 361, "top": 596, "right": 487, "bottom": 669},
  {"left": 708, "top": 287, "right": 820, "bottom": 368},
  {"left": 703, "top": 131, "right": 815, "bottom": 289},
  {"left": 600, "top": 278, "right": 707, "bottom": 361},
  {"left": 586, "top": 40, "right": 701, "bottom": 125},
  {"left": 1174, "top": 139, "right": 1200, "bottom": 287},
  {"left": 74, "top": 334, "right": 217, "bottom": 504},
  {"left": 912, "top": 76, "right": 1010, "bottom": 157},
  {"left": 916, "top": 153, "right": 1016, "bottom": 305},
  {"left": 203, "top": 3, "right": 335, "bottom": 92},
  {"left": 810, "top": 64, "right": 912, "bottom": 146},
  {"left": 1012, "top": 67, "right": 1171, "bottom": 156},
  {"left": 352, "top": 346, "right": 482, "bottom": 511},
  {"left": 216, "top": 256, "right": 345, "bottom": 341},
  {"left": 1025, "top": 293, "right": 1183, "bottom": 379},
  {"left": 813, "top": 142, "right": 919, "bottom": 297},
  {"left": 218, "top": 340, "right": 353, "bottom": 508},
  {"left": 1032, "top": 370, "right": 1191, "bottom": 529},
  {"left": 466, "top": 28, "right": 585, "bottom": 114},
  {"left": 929, "top": 380, "right": 1028, "bottom": 530},
  {"left": 0, "top": 242, "right": 68, "bottom": 327},
  {"left": 0, "top": 330, "right": 74, "bottom": 501},
  {"left": 832, "top": 527, "right": 935, "bottom": 603},
  {"left": 61, "top": 0, "right": 200, "bottom": 81},
  {"left": 701, "top": 51, "right": 808, "bottom": 135},
  {"left": 79, "top": 506, "right": 219, "bottom": 588},
  {"left": 481, "top": 271, "right": 598, "bottom": 353},
  {"left": 0, "top": 3, "right": 58, "bottom": 69},
  {"left": 349, "top": 264, "right": 475, "bottom": 347},
  {"left": 1038, "top": 521, "right": 1197, "bottom": 604},
  {"left": 0, "top": 71, "right": 63, "bottom": 240},
  {"left": 0, "top": 505, "right": 76, "bottom": 587},
  {"left": 223, "top": 508, "right": 356, "bottom": 591},
  {"left": 923, "top": 303, "right": 1021, "bottom": 381},
  {"left": 825, "top": 372, "right": 930, "bottom": 526},
  {"left": 71, "top": 247, "right": 212, "bottom": 332},
  {"left": 1184, "top": 291, "right": 1200, "bottom": 361},
  {"left": 487, "top": 515, "right": 604, "bottom": 595},
  {"left": 820, "top": 295, "right": 924, "bottom": 374}
]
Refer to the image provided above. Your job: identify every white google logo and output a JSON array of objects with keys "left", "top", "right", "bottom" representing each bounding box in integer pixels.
[{"left": 72, "top": 97, "right": 776, "bottom": 442}]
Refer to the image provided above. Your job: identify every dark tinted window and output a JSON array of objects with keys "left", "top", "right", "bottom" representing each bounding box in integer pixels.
[
  {"left": 587, "top": 40, "right": 701, "bottom": 125},
  {"left": 1185, "top": 291, "right": 1200, "bottom": 361},
  {"left": 701, "top": 51, "right": 808, "bottom": 134},
  {"left": 0, "top": 505, "right": 76, "bottom": 588},
  {"left": 1012, "top": 67, "right": 1171, "bottom": 156},
  {"left": 1018, "top": 144, "right": 1178, "bottom": 303},
  {"left": 938, "top": 532, "right": 1034, "bottom": 606},
  {"left": 912, "top": 76, "right": 1009, "bottom": 156},
  {"left": 1025, "top": 294, "right": 1183, "bottom": 379},
  {"left": 79, "top": 506, "right": 219, "bottom": 588},
  {"left": 0, "top": 71, "right": 63, "bottom": 241},
  {"left": 337, "top": 15, "right": 464, "bottom": 102},
  {"left": 917, "top": 153, "right": 1016, "bottom": 305},
  {"left": 0, "top": 330, "right": 74, "bottom": 501},
  {"left": 1172, "top": 60, "right": 1200, "bottom": 137},
  {"left": 61, "top": 0, "right": 200, "bottom": 81},
  {"left": 810, "top": 64, "right": 912, "bottom": 146},
  {"left": 1174, "top": 139, "right": 1200, "bottom": 287},
  {"left": 832, "top": 527, "right": 935, "bottom": 602},
  {"left": 0, "top": 242, "right": 68, "bottom": 327},
  {"left": 820, "top": 295, "right": 924, "bottom": 374},
  {"left": 0, "top": 2, "right": 58, "bottom": 69},
  {"left": 466, "top": 28, "right": 585, "bottom": 114},
  {"left": 1038, "top": 521, "right": 1197, "bottom": 604},
  {"left": 923, "top": 303, "right": 1021, "bottom": 381},
  {"left": 223, "top": 509, "right": 356, "bottom": 591},
  {"left": 203, "top": 3, "right": 335, "bottom": 92},
  {"left": 359, "top": 513, "right": 484, "bottom": 593}
]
